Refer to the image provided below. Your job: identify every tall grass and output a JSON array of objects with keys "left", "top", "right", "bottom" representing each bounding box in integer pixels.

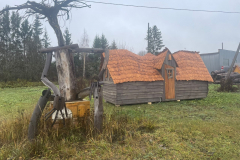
[{"left": 0, "top": 105, "right": 156, "bottom": 159}]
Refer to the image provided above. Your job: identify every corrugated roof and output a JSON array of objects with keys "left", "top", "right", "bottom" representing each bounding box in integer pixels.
[
  {"left": 173, "top": 51, "right": 213, "bottom": 82},
  {"left": 107, "top": 50, "right": 164, "bottom": 84}
]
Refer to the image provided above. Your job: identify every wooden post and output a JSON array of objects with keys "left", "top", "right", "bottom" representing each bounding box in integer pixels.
[
  {"left": 94, "top": 86, "right": 103, "bottom": 133},
  {"left": 225, "top": 43, "right": 240, "bottom": 80}
]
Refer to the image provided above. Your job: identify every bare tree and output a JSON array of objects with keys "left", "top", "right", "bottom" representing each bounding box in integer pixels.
[
  {"left": 0, "top": 1, "right": 90, "bottom": 101},
  {"left": 117, "top": 41, "right": 134, "bottom": 52},
  {"left": 79, "top": 29, "right": 89, "bottom": 78},
  {"left": 138, "top": 50, "right": 147, "bottom": 56}
]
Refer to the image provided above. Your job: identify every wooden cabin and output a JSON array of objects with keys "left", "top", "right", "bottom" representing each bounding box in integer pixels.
[{"left": 102, "top": 48, "right": 213, "bottom": 106}]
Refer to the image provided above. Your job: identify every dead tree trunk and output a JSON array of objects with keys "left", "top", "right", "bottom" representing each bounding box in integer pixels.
[
  {"left": 94, "top": 86, "right": 103, "bottom": 133},
  {"left": 83, "top": 53, "right": 86, "bottom": 78},
  {"left": 48, "top": 15, "right": 77, "bottom": 101}
]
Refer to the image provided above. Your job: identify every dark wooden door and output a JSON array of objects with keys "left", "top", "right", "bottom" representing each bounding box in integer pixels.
[{"left": 165, "top": 64, "right": 175, "bottom": 99}]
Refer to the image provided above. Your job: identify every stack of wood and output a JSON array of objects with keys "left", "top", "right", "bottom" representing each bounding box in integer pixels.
[{"left": 211, "top": 70, "right": 240, "bottom": 84}]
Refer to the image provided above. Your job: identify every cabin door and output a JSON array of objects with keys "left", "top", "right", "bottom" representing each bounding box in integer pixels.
[{"left": 164, "top": 64, "right": 175, "bottom": 99}]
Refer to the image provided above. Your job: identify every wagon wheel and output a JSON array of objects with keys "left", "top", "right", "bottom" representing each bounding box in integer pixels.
[{"left": 28, "top": 89, "right": 51, "bottom": 140}]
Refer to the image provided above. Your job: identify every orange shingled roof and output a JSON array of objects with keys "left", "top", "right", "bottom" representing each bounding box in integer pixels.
[
  {"left": 173, "top": 51, "right": 213, "bottom": 82},
  {"left": 105, "top": 49, "right": 213, "bottom": 84},
  {"left": 107, "top": 50, "right": 164, "bottom": 84}
]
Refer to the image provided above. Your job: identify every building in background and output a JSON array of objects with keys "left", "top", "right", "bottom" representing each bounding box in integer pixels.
[{"left": 200, "top": 49, "right": 239, "bottom": 73}]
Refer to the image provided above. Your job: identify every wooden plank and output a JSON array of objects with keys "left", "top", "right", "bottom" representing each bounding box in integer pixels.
[
  {"left": 117, "top": 88, "right": 163, "bottom": 93},
  {"left": 116, "top": 98, "right": 161, "bottom": 105},
  {"left": 74, "top": 48, "right": 105, "bottom": 53},
  {"left": 117, "top": 94, "right": 163, "bottom": 100},
  {"left": 117, "top": 86, "right": 163, "bottom": 90},
  {"left": 118, "top": 92, "right": 163, "bottom": 96},
  {"left": 117, "top": 81, "right": 163, "bottom": 87},
  {"left": 40, "top": 44, "right": 79, "bottom": 53},
  {"left": 176, "top": 88, "right": 208, "bottom": 92}
]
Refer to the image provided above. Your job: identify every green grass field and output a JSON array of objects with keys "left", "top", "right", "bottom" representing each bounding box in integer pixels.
[{"left": 0, "top": 84, "right": 240, "bottom": 159}]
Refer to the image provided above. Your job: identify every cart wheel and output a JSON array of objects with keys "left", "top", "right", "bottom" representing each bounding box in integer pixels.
[{"left": 28, "top": 89, "right": 51, "bottom": 141}]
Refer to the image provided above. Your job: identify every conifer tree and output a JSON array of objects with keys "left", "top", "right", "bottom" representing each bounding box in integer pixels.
[
  {"left": 43, "top": 28, "right": 51, "bottom": 48},
  {"left": 110, "top": 40, "right": 118, "bottom": 49},
  {"left": 145, "top": 25, "right": 164, "bottom": 55},
  {"left": 32, "top": 15, "right": 43, "bottom": 49},
  {"left": 92, "top": 35, "right": 101, "bottom": 48},
  {"left": 100, "top": 34, "right": 108, "bottom": 49},
  {"left": 64, "top": 28, "right": 72, "bottom": 45}
]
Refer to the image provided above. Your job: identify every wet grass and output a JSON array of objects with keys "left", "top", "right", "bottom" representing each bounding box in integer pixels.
[{"left": 0, "top": 84, "right": 240, "bottom": 159}]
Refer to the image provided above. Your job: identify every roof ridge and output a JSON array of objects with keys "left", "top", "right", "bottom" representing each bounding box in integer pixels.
[
  {"left": 156, "top": 47, "right": 170, "bottom": 56},
  {"left": 173, "top": 50, "right": 199, "bottom": 54}
]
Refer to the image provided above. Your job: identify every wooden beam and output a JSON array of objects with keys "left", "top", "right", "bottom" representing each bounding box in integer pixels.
[
  {"left": 39, "top": 44, "right": 79, "bottom": 53},
  {"left": 74, "top": 48, "right": 105, "bottom": 53}
]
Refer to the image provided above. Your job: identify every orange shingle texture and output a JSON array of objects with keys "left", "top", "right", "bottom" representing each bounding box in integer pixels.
[
  {"left": 173, "top": 51, "right": 213, "bottom": 82},
  {"left": 107, "top": 50, "right": 164, "bottom": 84}
]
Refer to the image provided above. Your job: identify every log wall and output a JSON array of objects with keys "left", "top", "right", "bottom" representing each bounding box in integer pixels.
[
  {"left": 115, "top": 81, "right": 164, "bottom": 105},
  {"left": 103, "top": 82, "right": 117, "bottom": 104},
  {"left": 175, "top": 80, "right": 208, "bottom": 100}
]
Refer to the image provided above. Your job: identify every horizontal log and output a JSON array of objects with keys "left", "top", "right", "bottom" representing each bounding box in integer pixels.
[
  {"left": 116, "top": 98, "right": 161, "bottom": 105},
  {"left": 176, "top": 91, "right": 208, "bottom": 94},
  {"left": 117, "top": 88, "right": 163, "bottom": 93},
  {"left": 175, "top": 84, "right": 207, "bottom": 88},
  {"left": 176, "top": 81, "right": 207, "bottom": 84},
  {"left": 74, "top": 48, "right": 105, "bottom": 53},
  {"left": 39, "top": 44, "right": 79, "bottom": 53},
  {"left": 117, "top": 81, "right": 163, "bottom": 87},
  {"left": 117, "top": 91, "right": 163, "bottom": 95},
  {"left": 117, "top": 86, "right": 163, "bottom": 90},
  {"left": 117, "top": 94, "right": 163, "bottom": 100},
  {"left": 176, "top": 87, "right": 207, "bottom": 91}
]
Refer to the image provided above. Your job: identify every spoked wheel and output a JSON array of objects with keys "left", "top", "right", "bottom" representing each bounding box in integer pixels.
[{"left": 28, "top": 89, "right": 51, "bottom": 141}]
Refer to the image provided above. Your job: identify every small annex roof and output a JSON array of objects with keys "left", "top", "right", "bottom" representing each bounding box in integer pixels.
[
  {"left": 106, "top": 49, "right": 164, "bottom": 84},
  {"left": 154, "top": 48, "right": 169, "bottom": 69},
  {"left": 173, "top": 51, "right": 213, "bottom": 82}
]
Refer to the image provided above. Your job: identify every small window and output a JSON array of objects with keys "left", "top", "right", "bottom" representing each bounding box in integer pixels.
[
  {"left": 167, "top": 69, "right": 173, "bottom": 79},
  {"left": 168, "top": 54, "right": 172, "bottom": 60},
  {"left": 223, "top": 59, "right": 229, "bottom": 66}
]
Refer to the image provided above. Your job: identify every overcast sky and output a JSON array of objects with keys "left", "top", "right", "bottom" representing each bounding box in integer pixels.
[{"left": 1, "top": 0, "right": 240, "bottom": 54}]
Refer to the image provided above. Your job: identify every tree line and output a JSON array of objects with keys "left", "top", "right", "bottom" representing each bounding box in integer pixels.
[
  {"left": 0, "top": 8, "right": 119, "bottom": 82},
  {"left": 0, "top": 8, "right": 164, "bottom": 82},
  {"left": 0, "top": 8, "right": 53, "bottom": 82}
]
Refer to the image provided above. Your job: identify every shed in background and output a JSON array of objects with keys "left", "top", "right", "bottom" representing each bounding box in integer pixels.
[{"left": 200, "top": 49, "right": 240, "bottom": 73}]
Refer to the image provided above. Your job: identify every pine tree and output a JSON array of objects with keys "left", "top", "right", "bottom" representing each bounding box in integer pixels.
[
  {"left": 30, "top": 15, "right": 44, "bottom": 80},
  {"left": 145, "top": 25, "right": 164, "bottom": 55},
  {"left": 43, "top": 28, "right": 51, "bottom": 48},
  {"left": 110, "top": 40, "right": 117, "bottom": 50},
  {"left": 32, "top": 15, "right": 43, "bottom": 49},
  {"left": 100, "top": 34, "right": 108, "bottom": 49},
  {"left": 10, "top": 11, "right": 23, "bottom": 79},
  {"left": 0, "top": 7, "right": 11, "bottom": 81},
  {"left": 92, "top": 35, "right": 101, "bottom": 48},
  {"left": 64, "top": 28, "right": 72, "bottom": 45},
  {"left": 20, "top": 19, "right": 32, "bottom": 78}
]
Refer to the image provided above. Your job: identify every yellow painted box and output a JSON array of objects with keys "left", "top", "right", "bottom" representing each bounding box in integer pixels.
[{"left": 49, "top": 99, "right": 90, "bottom": 118}]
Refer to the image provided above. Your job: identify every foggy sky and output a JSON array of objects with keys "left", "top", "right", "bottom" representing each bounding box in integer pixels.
[{"left": 1, "top": 0, "right": 240, "bottom": 54}]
